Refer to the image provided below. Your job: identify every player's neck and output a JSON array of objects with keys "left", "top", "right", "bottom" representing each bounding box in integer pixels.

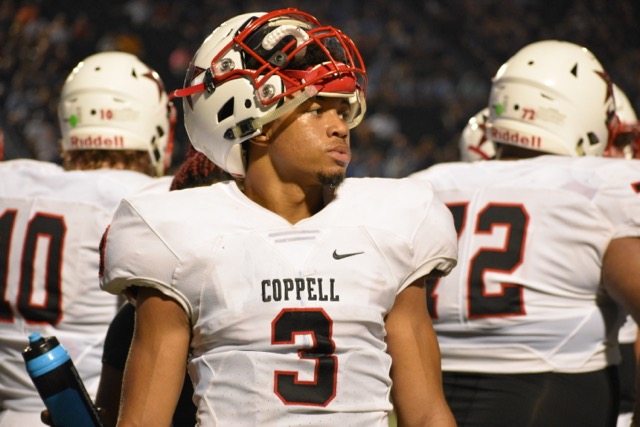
[{"left": 242, "top": 178, "right": 326, "bottom": 224}]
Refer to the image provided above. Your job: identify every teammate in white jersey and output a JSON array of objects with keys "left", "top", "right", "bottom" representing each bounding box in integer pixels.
[
  {"left": 100, "top": 8, "right": 458, "bottom": 426},
  {"left": 0, "top": 51, "right": 174, "bottom": 426},
  {"left": 604, "top": 83, "right": 640, "bottom": 427},
  {"left": 411, "top": 40, "right": 640, "bottom": 426}
]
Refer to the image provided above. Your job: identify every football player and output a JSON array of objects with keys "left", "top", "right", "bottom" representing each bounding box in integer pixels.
[
  {"left": 99, "top": 8, "right": 458, "bottom": 426},
  {"left": 411, "top": 40, "right": 640, "bottom": 426},
  {"left": 0, "top": 51, "right": 173, "bottom": 426},
  {"left": 605, "top": 83, "right": 640, "bottom": 427}
]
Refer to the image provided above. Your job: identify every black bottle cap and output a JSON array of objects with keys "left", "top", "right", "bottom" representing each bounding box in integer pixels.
[{"left": 22, "top": 332, "right": 60, "bottom": 361}]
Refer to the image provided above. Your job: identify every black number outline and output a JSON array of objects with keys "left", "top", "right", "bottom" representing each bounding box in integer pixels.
[
  {"left": 0, "top": 210, "right": 66, "bottom": 325},
  {"left": 0, "top": 210, "right": 17, "bottom": 321},
  {"left": 427, "top": 203, "right": 529, "bottom": 319},
  {"left": 468, "top": 203, "right": 528, "bottom": 319}
]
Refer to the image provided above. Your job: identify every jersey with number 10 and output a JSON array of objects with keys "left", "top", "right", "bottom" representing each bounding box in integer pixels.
[
  {"left": 100, "top": 177, "right": 457, "bottom": 426},
  {"left": 0, "top": 159, "right": 156, "bottom": 416},
  {"left": 411, "top": 155, "right": 640, "bottom": 374}
]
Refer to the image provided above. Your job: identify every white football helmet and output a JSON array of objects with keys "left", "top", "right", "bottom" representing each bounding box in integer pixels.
[
  {"left": 459, "top": 108, "right": 495, "bottom": 161},
  {"left": 486, "top": 40, "right": 615, "bottom": 157},
  {"left": 58, "top": 51, "right": 174, "bottom": 175},
  {"left": 174, "top": 8, "right": 367, "bottom": 178},
  {"left": 604, "top": 83, "right": 640, "bottom": 158}
]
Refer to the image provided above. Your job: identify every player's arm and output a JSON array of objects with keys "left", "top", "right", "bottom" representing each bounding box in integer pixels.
[
  {"left": 94, "top": 303, "right": 136, "bottom": 427},
  {"left": 602, "top": 236, "right": 640, "bottom": 427},
  {"left": 385, "top": 276, "right": 455, "bottom": 427},
  {"left": 116, "top": 287, "right": 191, "bottom": 427},
  {"left": 93, "top": 364, "right": 123, "bottom": 427}
]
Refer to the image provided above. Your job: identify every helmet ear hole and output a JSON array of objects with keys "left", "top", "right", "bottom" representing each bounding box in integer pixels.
[{"left": 218, "top": 98, "right": 235, "bottom": 122}]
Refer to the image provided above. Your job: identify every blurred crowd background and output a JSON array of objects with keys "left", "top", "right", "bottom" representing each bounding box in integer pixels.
[{"left": 1, "top": 0, "right": 639, "bottom": 176}]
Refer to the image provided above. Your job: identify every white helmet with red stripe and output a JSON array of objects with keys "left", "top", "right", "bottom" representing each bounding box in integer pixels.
[
  {"left": 175, "top": 8, "right": 367, "bottom": 178},
  {"left": 58, "top": 51, "right": 174, "bottom": 175},
  {"left": 487, "top": 40, "right": 615, "bottom": 157}
]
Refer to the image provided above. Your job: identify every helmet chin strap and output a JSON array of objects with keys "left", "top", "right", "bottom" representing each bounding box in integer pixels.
[{"left": 224, "top": 84, "right": 318, "bottom": 140}]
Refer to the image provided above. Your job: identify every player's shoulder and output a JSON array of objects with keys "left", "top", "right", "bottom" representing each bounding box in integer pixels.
[
  {"left": 117, "top": 180, "right": 231, "bottom": 222},
  {"left": 336, "top": 178, "right": 456, "bottom": 254},
  {"left": 78, "top": 169, "right": 156, "bottom": 188},
  {"left": 409, "top": 160, "right": 470, "bottom": 180},
  {"left": 526, "top": 154, "right": 639, "bottom": 170},
  {"left": 134, "top": 175, "right": 173, "bottom": 195},
  {"left": 572, "top": 156, "right": 640, "bottom": 178},
  {"left": 337, "top": 177, "right": 445, "bottom": 226},
  {"left": 106, "top": 182, "right": 236, "bottom": 261},
  {"left": 0, "top": 161, "right": 156, "bottom": 209},
  {"left": 0, "top": 158, "right": 63, "bottom": 174},
  {"left": 537, "top": 156, "right": 640, "bottom": 189},
  {"left": 54, "top": 169, "right": 157, "bottom": 208},
  {"left": 412, "top": 156, "right": 640, "bottom": 182},
  {"left": 341, "top": 176, "right": 437, "bottom": 203},
  {"left": 408, "top": 160, "right": 512, "bottom": 190},
  {"left": 0, "top": 159, "right": 65, "bottom": 195},
  {"left": 125, "top": 179, "right": 221, "bottom": 202}
]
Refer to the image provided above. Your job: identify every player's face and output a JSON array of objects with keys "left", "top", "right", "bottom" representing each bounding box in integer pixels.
[{"left": 266, "top": 95, "right": 352, "bottom": 187}]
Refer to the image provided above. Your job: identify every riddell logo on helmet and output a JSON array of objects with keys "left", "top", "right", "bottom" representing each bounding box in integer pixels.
[
  {"left": 489, "top": 127, "right": 541, "bottom": 149},
  {"left": 70, "top": 135, "right": 125, "bottom": 148}
]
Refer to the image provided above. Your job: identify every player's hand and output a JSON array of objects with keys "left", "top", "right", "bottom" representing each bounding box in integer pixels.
[{"left": 40, "top": 409, "right": 52, "bottom": 426}]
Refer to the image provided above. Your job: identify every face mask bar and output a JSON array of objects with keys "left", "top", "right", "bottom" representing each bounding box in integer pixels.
[
  {"left": 605, "top": 114, "right": 640, "bottom": 158},
  {"left": 173, "top": 10, "right": 367, "bottom": 108}
]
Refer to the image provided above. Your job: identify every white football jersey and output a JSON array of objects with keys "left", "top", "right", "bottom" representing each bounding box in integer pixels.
[
  {"left": 410, "top": 155, "right": 640, "bottom": 374},
  {"left": 135, "top": 175, "right": 174, "bottom": 194},
  {"left": 101, "top": 177, "right": 457, "bottom": 426},
  {"left": 0, "top": 159, "right": 157, "bottom": 419}
]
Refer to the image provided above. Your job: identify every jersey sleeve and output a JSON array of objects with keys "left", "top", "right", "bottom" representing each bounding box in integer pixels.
[
  {"left": 99, "top": 197, "right": 192, "bottom": 316},
  {"left": 403, "top": 179, "right": 458, "bottom": 289}
]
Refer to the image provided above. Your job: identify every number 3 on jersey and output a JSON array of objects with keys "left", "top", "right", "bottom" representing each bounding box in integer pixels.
[
  {"left": 427, "top": 202, "right": 529, "bottom": 319},
  {"left": 272, "top": 308, "right": 337, "bottom": 406}
]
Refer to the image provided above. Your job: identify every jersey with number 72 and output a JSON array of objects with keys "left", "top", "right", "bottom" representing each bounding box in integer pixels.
[{"left": 411, "top": 155, "right": 640, "bottom": 374}]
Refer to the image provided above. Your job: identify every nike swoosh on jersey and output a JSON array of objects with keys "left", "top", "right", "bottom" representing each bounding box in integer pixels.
[{"left": 332, "top": 250, "right": 364, "bottom": 260}]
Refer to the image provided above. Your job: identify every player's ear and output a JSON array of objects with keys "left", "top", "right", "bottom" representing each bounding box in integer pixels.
[
  {"left": 250, "top": 127, "right": 271, "bottom": 147},
  {"left": 250, "top": 133, "right": 269, "bottom": 146}
]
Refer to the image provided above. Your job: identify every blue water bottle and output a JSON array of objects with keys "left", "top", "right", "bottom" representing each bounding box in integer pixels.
[{"left": 22, "top": 332, "right": 103, "bottom": 427}]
